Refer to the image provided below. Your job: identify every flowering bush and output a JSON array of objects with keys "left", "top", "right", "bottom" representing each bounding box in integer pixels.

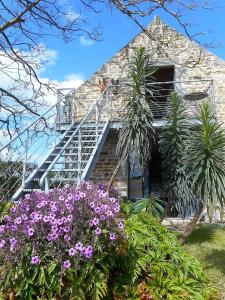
[{"left": 0, "top": 182, "right": 124, "bottom": 299}]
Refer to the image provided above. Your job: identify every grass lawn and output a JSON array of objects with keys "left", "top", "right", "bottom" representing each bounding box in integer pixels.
[{"left": 182, "top": 224, "right": 225, "bottom": 299}]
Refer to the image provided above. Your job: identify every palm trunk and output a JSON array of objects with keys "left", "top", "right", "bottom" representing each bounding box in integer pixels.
[
  {"left": 179, "top": 201, "right": 204, "bottom": 245},
  {"left": 106, "top": 161, "right": 121, "bottom": 193}
]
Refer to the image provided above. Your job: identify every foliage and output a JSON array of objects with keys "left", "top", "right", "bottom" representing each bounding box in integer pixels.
[
  {"left": 159, "top": 91, "right": 194, "bottom": 217},
  {"left": 186, "top": 102, "right": 225, "bottom": 217},
  {"left": 0, "top": 182, "right": 124, "bottom": 299},
  {"left": 116, "top": 47, "right": 156, "bottom": 169},
  {"left": 112, "top": 213, "right": 219, "bottom": 300},
  {"left": 132, "top": 197, "right": 165, "bottom": 218}
]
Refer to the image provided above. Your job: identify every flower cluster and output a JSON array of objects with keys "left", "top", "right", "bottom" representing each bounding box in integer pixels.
[{"left": 0, "top": 182, "right": 124, "bottom": 272}]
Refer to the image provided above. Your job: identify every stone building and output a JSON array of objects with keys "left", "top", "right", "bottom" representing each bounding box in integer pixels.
[
  {"left": 8, "top": 15, "right": 225, "bottom": 202},
  {"left": 66, "top": 16, "right": 225, "bottom": 198}
]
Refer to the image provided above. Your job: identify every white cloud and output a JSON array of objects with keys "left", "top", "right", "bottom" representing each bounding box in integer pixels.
[
  {"left": 65, "top": 8, "right": 79, "bottom": 21},
  {"left": 80, "top": 36, "right": 95, "bottom": 47},
  {"left": 0, "top": 45, "right": 84, "bottom": 115},
  {"left": 44, "top": 73, "right": 84, "bottom": 105}
]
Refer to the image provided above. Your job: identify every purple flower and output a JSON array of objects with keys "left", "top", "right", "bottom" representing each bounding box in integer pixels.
[
  {"left": 10, "top": 207, "right": 16, "bottom": 214},
  {"left": 110, "top": 197, "right": 117, "bottom": 203},
  {"left": 27, "top": 227, "right": 35, "bottom": 237},
  {"left": 94, "top": 207, "right": 101, "bottom": 214},
  {"left": 31, "top": 256, "right": 40, "bottom": 265},
  {"left": 0, "top": 182, "right": 121, "bottom": 274},
  {"left": 98, "top": 190, "right": 108, "bottom": 198},
  {"left": 34, "top": 213, "right": 43, "bottom": 222},
  {"left": 114, "top": 205, "right": 120, "bottom": 213},
  {"left": 4, "top": 215, "right": 11, "bottom": 222},
  {"left": 87, "top": 184, "right": 92, "bottom": 190},
  {"left": 47, "top": 232, "right": 59, "bottom": 241},
  {"left": 25, "top": 194, "right": 31, "bottom": 200},
  {"left": 63, "top": 226, "right": 70, "bottom": 233},
  {"left": 100, "top": 215, "right": 106, "bottom": 221},
  {"left": 57, "top": 218, "right": 64, "bottom": 225},
  {"left": 10, "top": 224, "right": 18, "bottom": 231},
  {"left": 10, "top": 238, "right": 17, "bottom": 251},
  {"left": 75, "top": 242, "right": 83, "bottom": 251},
  {"left": 109, "top": 233, "right": 117, "bottom": 241},
  {"left": 0, "top": 240, "right": 5, "bottom": 248},
  {"left": 21, "top": 214, "right": 28, "bottom": 221},
  {"left": 24, "top": 204, "right": 30, "bottom": 212},
  {"left": 89, "top": 218, "right": 99, "bottom": 227},
  {"left": 95, "top": 227, "right": 101, "bottom": 235},
  {"left": 43, "top": 215, "right": 50, "bottom": 223},
  {"left": 68, "top": 247, "right": 77, "bottom": 256},
  {"left": 80, "top": 192, "right": 86, "bottom": 198},
  {"left": 66, "top": 203, "right": 73, "bottom": 211},
  {"left": 63, "top": 260, "right": 71, "bottom": 269},
  {"left": 0, "top": 225, "right": 5, "bottom": 234},
  {"left": 65, "top": 184, "right": 70, "bottom": 189},
  {"left": 51, "top": 205, "right": 58, "bottom": 212},
  {"left": 10, "top": 238, "right": 17, "bottom": 246},
  {"left": 84, "top": 246, "right": 93, "bottom": 259},
  {"left": 64, "top": 234, "right": 71, "bottom": 242},
  {"left": 106, "top": 210, "right": 113, "bottom": 217},
  {"left": 66, "top": 215, "right": 73, "bottom": 222},
  {"left": 118, "top": 222, "right": 124, "bottom": 230},
  {"left": 14, "top": 217, "right": 22, "bottom": 225},
  {"left": 101, "top": 204, "right": 108, "bottom": 211},
  {"left": 74, "top": 193, "right": 81, "bottom": 201},
  {"left": 90, "top": 201, "right": 95, "bottom": 208}
]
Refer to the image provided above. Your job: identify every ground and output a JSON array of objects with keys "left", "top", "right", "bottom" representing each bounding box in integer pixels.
[{"left": 181, "top": 224, "right": 225, "bottom": 299}]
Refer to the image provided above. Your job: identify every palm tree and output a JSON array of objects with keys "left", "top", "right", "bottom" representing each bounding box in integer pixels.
[
  {"left": 159, "top": 92, "right": 194, "bottom": 220},
  {"left": 179, "top": 101, "right": 225, "bottom": 244},
  {"left": 107, "top": 47, "right": 156, "bottom": 191}
]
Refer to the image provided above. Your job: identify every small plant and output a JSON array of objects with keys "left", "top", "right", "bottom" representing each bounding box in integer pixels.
[
  {"left": 0, "top": 182, "right": 124, "bottom": 299},
  {"left": 133, "top": 197, "right": 164, "bottom": 218}
]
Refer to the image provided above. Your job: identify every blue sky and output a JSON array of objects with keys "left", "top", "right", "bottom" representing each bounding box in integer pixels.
[{"left": 42, "top": 2, "right": 225, "bottom": 85}]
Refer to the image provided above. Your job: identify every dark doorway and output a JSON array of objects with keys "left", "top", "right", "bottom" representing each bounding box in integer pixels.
[
  {"left": 148, "top": 66, "right": 175, "bottom": 119},
  {"left": 128, "top": 143, "right": 163, "bottom": 200}
]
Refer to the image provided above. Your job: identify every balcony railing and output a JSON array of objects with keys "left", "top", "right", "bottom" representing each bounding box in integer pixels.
[{"left": 56, "top": 79, "right": 215, "bottom": 125}]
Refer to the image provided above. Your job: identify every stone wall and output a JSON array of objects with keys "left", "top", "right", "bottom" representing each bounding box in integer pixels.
[{"left": 90, "top": 130, "right": 127, "bottom": 196}]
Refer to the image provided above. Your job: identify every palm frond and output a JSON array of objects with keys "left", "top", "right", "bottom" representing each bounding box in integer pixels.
[
  {"left": 117, "top": 47, "right": 156, "bottom": 169},
  {"left": 187, "top": 101, "right": 225, "bottom": 214},
  {"left": 159, "top": 92, "right": 194, "bottom": 217},
  {"left": 133, "top": 197, "right": 165, "bottom": 218}
]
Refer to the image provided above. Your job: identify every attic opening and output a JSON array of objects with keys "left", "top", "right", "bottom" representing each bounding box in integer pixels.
[{"left": 148, "top": 66, "right": 175, "bottom": 119}]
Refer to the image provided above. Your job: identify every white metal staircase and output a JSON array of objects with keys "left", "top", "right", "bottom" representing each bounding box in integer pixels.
[{"left": 0, "top": 87, "right": 110, "bottom": 201}]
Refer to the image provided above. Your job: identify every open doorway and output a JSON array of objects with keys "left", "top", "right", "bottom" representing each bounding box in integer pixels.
[
  {"left": 148, "top": 66, "right": 175, "bottom": 118},
  {"left": 128, "top": 142, "right": 163, "bottom": 200}
]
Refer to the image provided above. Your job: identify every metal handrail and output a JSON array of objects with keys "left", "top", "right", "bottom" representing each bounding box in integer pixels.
[
  {"left": 0, "top": 88, "right": 76, "bottom": 152},
  {"left": 39, "top": 85, "right": 110, "bottom": 187}
]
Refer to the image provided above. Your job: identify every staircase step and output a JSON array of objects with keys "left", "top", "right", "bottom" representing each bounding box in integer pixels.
[
  {"left": 64, "top": 134, "right": 100, "bottom": 138},
  {"left": 50, "top": 152, "right": 93, "bottom": 156},
  {"left": 55, "top": 146, "right": 95, "bottom": 150},
  {"left": 37, "top": 168, "right": 85, "bottom": 172}
]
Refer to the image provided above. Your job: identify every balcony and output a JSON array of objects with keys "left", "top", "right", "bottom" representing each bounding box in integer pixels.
[{"left": 55, "top": 79, "right": 215, "bottom": 128}]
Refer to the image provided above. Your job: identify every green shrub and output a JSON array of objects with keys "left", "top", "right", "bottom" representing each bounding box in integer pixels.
[{"left": 111, "top": 213, "right": 219, "bottom": 299}]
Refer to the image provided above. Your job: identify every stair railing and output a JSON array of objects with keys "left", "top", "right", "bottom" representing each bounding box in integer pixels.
[
  {"left": 39, "top": 85, "right": 110, "bottom": 190},
  {"left": 0, "top": 88, "right": 76, "bottom": 202}
]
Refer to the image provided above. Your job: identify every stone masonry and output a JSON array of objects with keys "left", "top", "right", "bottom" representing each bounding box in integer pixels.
[{"left": 71, "top": 16, "right": 225, "bottom": 196}]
